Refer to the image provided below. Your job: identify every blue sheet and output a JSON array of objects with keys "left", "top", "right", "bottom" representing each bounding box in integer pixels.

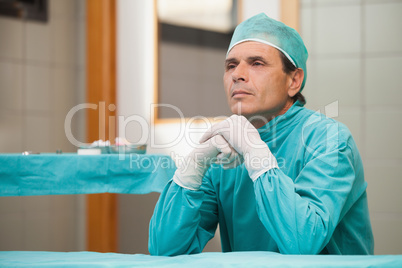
[
  {"left": 0, "top": 251, "right": 401, "bottom": 267},
  {"left": 0, "top": 154, "right": 176, "bottom": 196}
]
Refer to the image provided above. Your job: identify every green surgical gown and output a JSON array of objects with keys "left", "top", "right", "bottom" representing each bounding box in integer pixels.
[{"left": 149, "top": 101, "right": 374, "bottom": 255}]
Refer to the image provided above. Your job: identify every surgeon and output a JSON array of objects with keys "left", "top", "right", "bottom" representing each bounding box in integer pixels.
[{"left": 149, "top": 13, "right": 374, "bottom": 255}]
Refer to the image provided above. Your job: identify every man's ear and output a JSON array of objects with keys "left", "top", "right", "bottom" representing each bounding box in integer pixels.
[{"left": 288, "top": 68, "right": 304, "bottom": 97}]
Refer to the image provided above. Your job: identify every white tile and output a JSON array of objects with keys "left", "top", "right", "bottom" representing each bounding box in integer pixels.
[
  {"left": 49, "top": 195, "right": 76, "bottom": 213},
  {"left": 0, "top": 212, "right": 24, "bottom": 250},
  {"left": 316, "top": 0, "right": 361, "bottom": 5},
  {"left": 118, "top": 193, "right": 160, "bottom": 254},
  {"left": 0, "top": 18, "right": 23, "bottom": 59},
  {"left": 68, "top": 91, "right": 86, "bottom": 149},
  {"left": 370, "top": 217, "right": 402, "bottom": 255},
  {"left": 61, "top": 65, "right": 86, "bottom": 147},
  {"left": 365, "top": 110, "right": 402, "bottom": 159},
  {"left": 25, "top": 65, "right": 51, "bottom": 112},
  {"left": 303, "top": 96, "right": 319, "bottom": 112},
  {"left": 0, "top": 114, "right": 24, "bottom": 153},
  {"left": 51, "top": 67, "right": 76, "bottom": 114},
  {"left": 49, "top": 211, "right": 77, "bottom": 251},
  {"left": 336, "top": 108, "right": 363, "bottom": 151},
  {"left": 75, "top": 194, "right": 86, "bottom": 251},
  {"left": 75, "top": 0, "right": 86, "bottom": 21},
  {"left": 49, "top": 195, "right": 78, "bottom": 251},
  {"left": 49, "top": 0, "right": 76, "bottom": 20},
  {"left": 0, "top": 62, "right": 23, "bottom": 112},
  {"left": 365, "top": 0, "right": 396, "bottom": 3},
  {"left": 25, "top": 21, "right": 51, "bottom": 62},
  {"left": 365, "top": 57, "right": 402, "bottom": 107},
  {"left": 76, "top": 19, "right": 86, "bottom": 67},
  {"left": 315, "top": 5, "right": 361, "bottom": 55},
  {"left": 50, "top": 18, "right": 76, "bottom": 65},
  {"left": 75, "top": 67, "right": 86, "bottom": 103},
  {"left": 300, "top": 6, "right": 313, "bottom": 55},
  {"left": 51, "top": 111, "right": 77, "bottom": 153},
  {"left": 22, "top": 195, "right": 51, "bottom": 213},
  {"left": 365, "top": 165, "right": 402, "bottom": 214},
  {"left": 302, "top": 57, "right": 318, "bottom": 109},
  {"left": 365, "top": 2, "right": 402, "bottom": 53},
  {"left": 315, "top": 57, "right": 361, "bottom": 107},
  {"left": 24, "top": 114, "right": 53, "bottom": 152},
  {"left": 24, "top": 211, "right": 51, "bottom": 250},
  {"left": 300, "top": 0, "right": 313, "bottom": 6},
  {"left": 0, "top": 196, "right": 23, "bottom": 214}
]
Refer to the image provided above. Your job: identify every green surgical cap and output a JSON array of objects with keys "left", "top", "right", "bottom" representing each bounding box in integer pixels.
[{"left": 228, "top": 13, "right": 308, "bottom": 90}]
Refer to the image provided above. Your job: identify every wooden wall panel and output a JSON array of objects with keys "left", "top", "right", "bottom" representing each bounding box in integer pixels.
[
  {"left": 86, "top": 0, "right": 117, "bottom": 253},
  {"left": 281, "top": 0, "right": 300, "bottom": 32}
]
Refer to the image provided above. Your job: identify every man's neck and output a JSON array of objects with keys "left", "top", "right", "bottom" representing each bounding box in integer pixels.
[{"left": 248, "top": 99, "right": 295, "bottom": 129}]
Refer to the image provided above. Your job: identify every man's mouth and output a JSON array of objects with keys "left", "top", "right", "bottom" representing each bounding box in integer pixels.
[{"left": 232, "top": 90, "right": 252, "bottom": 97}]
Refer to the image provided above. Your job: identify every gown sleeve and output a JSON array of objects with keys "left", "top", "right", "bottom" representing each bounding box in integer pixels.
[
  {"left": 148, "top": 170, "right": 219, "bottom": 256},
  {"left": 253, "top": 130, "right": 364, "bottom": 254}
]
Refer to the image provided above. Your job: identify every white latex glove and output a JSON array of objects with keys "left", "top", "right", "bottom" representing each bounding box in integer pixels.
[
  {"left": 200, "top": 115, "right": 278, "bottom": 181},
  {"left": 173, "top": 135, "right": 242, "bottom": 190}
]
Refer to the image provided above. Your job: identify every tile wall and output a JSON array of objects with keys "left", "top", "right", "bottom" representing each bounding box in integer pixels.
[
  {"left": 0, "top": 0, "right": 86, "bottom": 251},
  {"left": 300, "top": 0, "right": 402, "bottom": 254},
  {"left": 2, "top": 0, "right": 400, "bottom": 255}
]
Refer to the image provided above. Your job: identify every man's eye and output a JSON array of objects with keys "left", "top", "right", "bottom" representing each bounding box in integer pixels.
[
  {"left": 253, "top": 61, "right": 263, "bottom": 66},
  {"left": 226, "top": 64, "right": 236, "bottom": 70}
]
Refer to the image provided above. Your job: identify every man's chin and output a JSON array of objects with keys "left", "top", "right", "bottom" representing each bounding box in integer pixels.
[{"left": 230, "top": 104, "right": 254, "bottom": 117}]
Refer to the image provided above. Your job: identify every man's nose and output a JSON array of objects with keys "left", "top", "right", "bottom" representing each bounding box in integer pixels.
[{"left": 232, "top": 62, "right": 248, "bottom": 82}]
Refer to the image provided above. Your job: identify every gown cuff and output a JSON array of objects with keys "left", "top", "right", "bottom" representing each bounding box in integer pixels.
[{"left": 245, "top": 152, "right": 279, "bottom": 181}]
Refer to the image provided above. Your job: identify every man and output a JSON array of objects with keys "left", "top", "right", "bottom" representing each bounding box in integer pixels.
[{"left": 149, "top": 13, "right": 374, "bottom": 255}]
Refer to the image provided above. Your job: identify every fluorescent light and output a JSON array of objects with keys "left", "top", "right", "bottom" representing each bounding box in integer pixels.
[{"left": 157, "top": 0, "right": 235, "bottom": 33}]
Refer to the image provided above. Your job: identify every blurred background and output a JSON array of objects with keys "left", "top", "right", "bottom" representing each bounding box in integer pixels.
[{"left": 0, "top": 0, "right": 401, "bottom": 255}]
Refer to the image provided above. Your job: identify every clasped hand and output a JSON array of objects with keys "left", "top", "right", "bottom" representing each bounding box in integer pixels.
[
  {"left": 173, "top": 115, "right": 278, "bottom": 190},
  {"left": 173, "top": 134, "right": 242, "bottom": 190}
]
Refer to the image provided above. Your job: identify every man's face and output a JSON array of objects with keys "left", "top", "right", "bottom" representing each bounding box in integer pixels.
[{"left": 223, "top": 41, "right": 294, "bottom": 120}]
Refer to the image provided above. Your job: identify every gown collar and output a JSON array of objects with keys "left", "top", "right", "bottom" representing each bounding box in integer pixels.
[{"left": 257, "top": 100, "right": 305, "bottom": 141}]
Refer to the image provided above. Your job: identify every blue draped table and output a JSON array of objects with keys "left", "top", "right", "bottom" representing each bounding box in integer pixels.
[
  {"left": 1, "top": 154, "right": 401, "bottom": 267},
  {"left": 0, "top": 251, "right": 402, "bottom": 267},
  {"left": 0, "top": 153, "right": 176, "bottom": 196}
]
